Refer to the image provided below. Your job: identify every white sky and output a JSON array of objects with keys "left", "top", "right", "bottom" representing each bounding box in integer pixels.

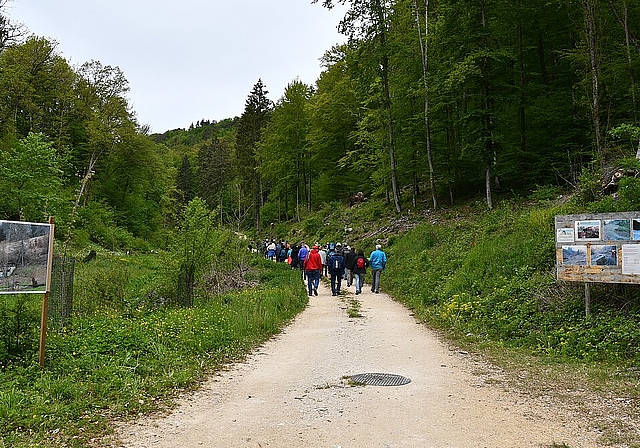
[{"left": 6, "top": 0, "right": 347, "bottom": 133}]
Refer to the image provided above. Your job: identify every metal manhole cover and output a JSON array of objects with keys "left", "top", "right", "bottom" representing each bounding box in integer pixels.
[{"left": 349, "top": 373, "right": 411, "bottom": 386}]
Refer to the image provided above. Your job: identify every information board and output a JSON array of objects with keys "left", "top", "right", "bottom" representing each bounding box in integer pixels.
[
  {"left": 0, "top": 220, "right": 54, "bottom": 294},
  {"left": 556, "top": 212, "right": 640, "bottom": 283}
]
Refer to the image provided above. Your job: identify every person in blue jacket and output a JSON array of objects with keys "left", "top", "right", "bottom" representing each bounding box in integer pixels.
[
  {"left": 368, "top": 244, "right": 387, "bottom": 294},
  {"left": 328, "top": 243, "right": 345, "bottom": 296}
]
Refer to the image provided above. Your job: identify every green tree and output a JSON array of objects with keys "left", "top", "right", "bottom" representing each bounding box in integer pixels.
[
  {"left": 93, "top": 127, "right": 169, "bottom": 240},
  {"left": 316, "top": 0, "right": 403, "bottom": 213},
  {"left": 235, "top": 79, "right": 272, "bottom": 230},
  {"left": 0, "top": 1, "right": 24, "bottom": 53},
  {"left": 71, "top": 61, "right": 133, "bottom": 214},
  {"left": 176, "top": 154, "right": 195, "bottom": 206},
  {"left": 0, "top": 132, "right": 65, "bottom": 221},
  {"left": 197, "top": 137, "right": 232, "bottom": 221},
  {"left": 0, "top": 37, "right": 76, "bottom": 146},
  {"left": 306, "top": 46, "right": 363, "bottom": 203},
  {"left": 168, "top": 198, "right": 218, "bottom": 307},
  {"left": 257, "top": 79, "right": 313, "bottom": 220}
]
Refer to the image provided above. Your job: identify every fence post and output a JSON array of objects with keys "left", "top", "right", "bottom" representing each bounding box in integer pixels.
[
  {"left": 39, "top": 217, "right": 55, "bottom": 368},
  {"left": 584, "top": 282, "right": 591, "bottom": 317}
]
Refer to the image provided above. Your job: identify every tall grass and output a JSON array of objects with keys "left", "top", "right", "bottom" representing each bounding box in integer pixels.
[
  {"left": 383, "top": 202, "right": 640, "bottom": 364},
  {"left": 0, "top": 258, "right": 307, "bottom": 447}
]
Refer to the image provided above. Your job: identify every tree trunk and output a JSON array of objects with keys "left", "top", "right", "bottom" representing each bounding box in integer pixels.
[
  {"left": 414, "top": 0, "right": 438, "bottom": 210},
  {"left": 607, "top": 0, "right": 640, "bottom": 55},
  {"left": 374, "top": 0, "right": 402, "bottom": 214},
  {"left": 622, "top": 2, "right": 639, "bottom": 120},
  {"left": 583, "top": 0, "right": 604, "bottom": 164},
  {"left": 308, "top": 171, "right": 312, "bottom": 212},
  {"left": 485, "top": 160, "right": 493, "bottom": 210},
  {"left": 381, "top": 51, "right": 401, "bottom": 214},
  {"left": 517, "top": 0, "right": 526, "bottom": 154},
  {"left": 296, "top": 157, "right": 301, "bottom": 221},
  {"left": 481, "top": 0, "right": 495, "bottom": 209}
]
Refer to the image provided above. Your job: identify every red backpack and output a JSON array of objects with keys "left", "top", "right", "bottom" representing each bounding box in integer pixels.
[{"left": 356, "top": 257, "right": 365, "bottom": 269}]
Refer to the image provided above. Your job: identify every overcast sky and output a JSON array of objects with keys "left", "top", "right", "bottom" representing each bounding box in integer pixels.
[{"left": 6, "top": 0, "right": 347, "bottom": 133}]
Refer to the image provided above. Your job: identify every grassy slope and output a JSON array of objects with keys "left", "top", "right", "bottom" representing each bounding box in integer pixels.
[{"left": 293, "top": 197, "right": 640, "bottom": 447}]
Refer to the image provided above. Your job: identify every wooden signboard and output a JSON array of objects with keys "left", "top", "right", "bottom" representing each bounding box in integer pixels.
[{"left": 556, "top": 212, "right": 640, "bottom": 284}]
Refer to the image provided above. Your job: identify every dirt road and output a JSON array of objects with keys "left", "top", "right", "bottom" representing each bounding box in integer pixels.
[{"left": 115, "top": 281, "right": 600, "bottom": 447}]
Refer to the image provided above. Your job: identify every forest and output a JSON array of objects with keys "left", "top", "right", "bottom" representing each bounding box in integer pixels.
[
  {"left": 1, "top": 0, "right": 640, "bottom": 246},
  {"left": 2, "top": 2, "right": 640, "bottom": 445}
]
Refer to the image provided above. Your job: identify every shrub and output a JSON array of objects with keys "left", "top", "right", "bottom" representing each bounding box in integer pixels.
[{"left": 0, "top": 295, "right": 40, "bottom": 365}]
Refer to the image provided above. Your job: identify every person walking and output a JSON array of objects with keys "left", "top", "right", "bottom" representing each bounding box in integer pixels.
[
  {"left": 344, "top": 245, "right": 355, "bottom": 287},
  {"left": 369, "top": 244, "right": 387, "bottom": 293},
  {"left": 297, "top": 242, "right": 309, "bottom": 278},
  {"left": 290, "top": 244, "right": 300, "bottom": 270},
  {"left": 304, "top": 245, "right": 323, "bottom": 296},
  {"left": 328, "top": 243, "right": 345, "bottom": 296},
  {"left": 266, "top": 240, "right": 276, "bottom": 261},
  {"left": 319, "top": 244, "right": 328, "bottom": 277},
  {"left": 352, "top": 249, "right": 369, "bottom": 295}
]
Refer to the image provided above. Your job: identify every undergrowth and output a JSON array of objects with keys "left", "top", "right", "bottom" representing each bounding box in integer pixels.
[{"left": 0, "top": 259, "right": 307, "bottom": 447}]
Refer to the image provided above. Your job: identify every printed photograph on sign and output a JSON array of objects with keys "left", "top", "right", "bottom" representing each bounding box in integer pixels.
[
  {"left": 562, "top": 245, "right": 588, "bottom": 266},
  {"left": 0, "top": 220, "right": 52, "bottom": 294},
  {"left": 556, "top": 228, "right": 574, "bottom": 243},
  {"left": 590, "top": 245, "right": 618, "bottom": 266},
  {"left": 603, "top": 219, "right": 631, "bottom": 241},
  {"left": 633, "top": 219, "right": 640, "bottom": 240},
  {"left": 575, "top": 220, "right": 601, "bottom": 241}
]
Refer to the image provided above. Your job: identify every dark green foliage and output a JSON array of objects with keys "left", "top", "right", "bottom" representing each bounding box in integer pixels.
[
  {"left": 176, "top": 155, "right": 195, "bottom": 205},
  {"left": 197, "top": 137, "right": 232, "bottom": 212},
  {"left": 0, "top": 133, "right": 66, "bottom": 221},
  {"left": 0, "top": 295, "right": 39, "bottom": 365},
  {"left": 74, "top": 201, "right": 151, "bottom": 252},
  {"left": 235, "top": 79, "right": 272, "bottom": 229}
]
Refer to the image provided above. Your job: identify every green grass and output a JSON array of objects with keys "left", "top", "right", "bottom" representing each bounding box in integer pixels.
[
  {"left": 346, "top": 296, "right": 362, "bottom": 318},
  {"left": 380, "top": 201, "right": 640, "bottom": 365},
  {"left": 3, "top": 196, "right": 640, "bottom": 446},
  {"left": 0, "top": 258, "right": 307, "bottom": 447}
]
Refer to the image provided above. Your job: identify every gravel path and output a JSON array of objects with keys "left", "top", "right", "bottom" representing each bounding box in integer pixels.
[{"left": 115, "top": 280, "right": 600, "bottom": 447}]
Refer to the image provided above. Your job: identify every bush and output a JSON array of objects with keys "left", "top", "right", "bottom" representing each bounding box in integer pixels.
[{"left": 0, "top": 295, "right": 40, "bottom": 366}]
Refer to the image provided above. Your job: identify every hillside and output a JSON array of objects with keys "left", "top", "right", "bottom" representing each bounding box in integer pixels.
[{"left": 275, "top": 195, "right": 640, "bottom": 445}]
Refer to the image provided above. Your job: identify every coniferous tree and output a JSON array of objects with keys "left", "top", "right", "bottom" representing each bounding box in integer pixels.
[
  {"left": 198, "top": 137, "right": 231, "bottom": 221},
  {"left": 176, "top": 155, "right": 195, "bottom": 205},
  {"left": 235, "top": 79, "right": 272, "bottom": 230}
]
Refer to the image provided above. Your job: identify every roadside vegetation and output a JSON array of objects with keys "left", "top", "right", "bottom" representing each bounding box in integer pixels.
[
  {"left": 287, "top": 192, "right": 640, "bottom": 447},
  {"left": 0, "top": 258, "right": 306, "bottom": 447},
  {"left": 2, "top": 190, "right": 640, "bottom": 447}
]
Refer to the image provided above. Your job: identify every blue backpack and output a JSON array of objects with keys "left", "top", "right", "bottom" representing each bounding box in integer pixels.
[{"left": 331, "top": 254, "right": 344, "bottom": 272}]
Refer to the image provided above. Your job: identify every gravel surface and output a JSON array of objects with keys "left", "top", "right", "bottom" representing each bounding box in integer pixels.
[{"left": 114, "top": 280, "right": 602, "bottom": 447}]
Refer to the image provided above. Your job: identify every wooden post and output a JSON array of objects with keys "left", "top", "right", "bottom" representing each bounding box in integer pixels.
[
  {"left": 39, "top": 291, "right": 49, "bottom": 368},
  {"left": 584, "top": 282, "right": 591, "bottom": 317},
  {"left": 39, "top": 217, "right": 55, "bottom": 368}
]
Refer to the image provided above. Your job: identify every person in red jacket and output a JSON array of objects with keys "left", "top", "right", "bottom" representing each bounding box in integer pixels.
[{"left": 303, "top": 244, "right": 323, "bottom": 296}]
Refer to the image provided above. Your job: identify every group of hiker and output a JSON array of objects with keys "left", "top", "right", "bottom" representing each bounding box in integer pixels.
[{"left": 256, "top": 239, "right": 387, "bottom": 297}]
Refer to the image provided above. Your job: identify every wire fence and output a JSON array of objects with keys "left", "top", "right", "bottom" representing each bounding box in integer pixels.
[{"left": 48, "top": 255, "right": 75, "bottom": 329}]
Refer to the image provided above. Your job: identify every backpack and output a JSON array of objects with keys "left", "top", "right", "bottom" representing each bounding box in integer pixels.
[
  {"left": 333, "top": 255, "right": 343, "bottom": 271},
  {"left": 356, "top": 257, "right": 365, "bottom": 269}
]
